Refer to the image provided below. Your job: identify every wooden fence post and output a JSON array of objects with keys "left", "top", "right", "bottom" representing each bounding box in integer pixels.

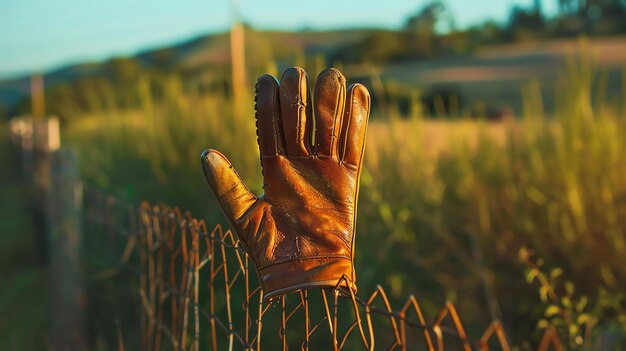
[
  {"left": 48, "top": 146, "right": 85, "bottom": 350},
  {"left": 11, "top": 116, "right": 86, "bottom": 349}
]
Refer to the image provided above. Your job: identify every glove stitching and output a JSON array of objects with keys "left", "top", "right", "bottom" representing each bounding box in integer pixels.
[
  {"left": 349, "top": 88, "right": 370, "bottom": 281},
  {"left": 331, "top": 74, "right": 345, "bottom": 159},
  {"left": 257, "top": 255, "right": 352, "bottom": 271},
  {"left": 340, "top": 85, "right": 355, "bottom": 162}
]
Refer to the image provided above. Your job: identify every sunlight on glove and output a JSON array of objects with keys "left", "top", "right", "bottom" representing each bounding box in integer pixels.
[{"left": 201, "top": 67, "right": 370, "bottom": 300}]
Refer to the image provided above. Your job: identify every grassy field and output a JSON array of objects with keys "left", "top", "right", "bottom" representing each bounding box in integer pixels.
[
  {"left": 4, "top": 43, "right": 626, "bottom": 347},
  {"left": 0, "top": 125, "right": 48, "bottom": 350},
  {"left": 353, "top": 36, "right": 626, "bottom": 114}
]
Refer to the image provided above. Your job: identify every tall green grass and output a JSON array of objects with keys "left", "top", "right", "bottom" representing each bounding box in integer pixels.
[
  {"left": 0, "top": 123, "right": 48, "bottom": 350},
  {"left": 63, "top": 73, "right": 260, "bottom": 224},
  {"left": 360, "top": 53, "right": 626, "bottom": 342},
  {"left": 61, "top": 51, "right": 626, "bottom": 345}
]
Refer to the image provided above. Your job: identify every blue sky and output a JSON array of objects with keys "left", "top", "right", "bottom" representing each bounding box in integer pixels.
[{"left": 0, "top": 0, "right": 557, "bottom": 79}]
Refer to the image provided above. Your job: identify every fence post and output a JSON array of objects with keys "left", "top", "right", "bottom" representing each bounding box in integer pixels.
[
  {"left": 48, "top": 146, "right": 85, "bottom": 350},
  {"left": 17, "top": 117, "right": 86, "bottom": 350}
]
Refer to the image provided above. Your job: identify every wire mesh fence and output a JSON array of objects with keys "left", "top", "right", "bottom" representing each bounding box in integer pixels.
[{"left": 82, "top": 183, "right": 566, "bottom": 351}]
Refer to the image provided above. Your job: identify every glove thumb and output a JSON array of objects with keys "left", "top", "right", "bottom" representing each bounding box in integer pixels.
[{"left": 201, "top": 149, "right": 257, "bottom": 225}]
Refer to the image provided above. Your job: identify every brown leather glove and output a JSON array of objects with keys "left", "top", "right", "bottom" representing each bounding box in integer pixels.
[{"left": 201, "top": 67, "right": 370, "bottom": 300}]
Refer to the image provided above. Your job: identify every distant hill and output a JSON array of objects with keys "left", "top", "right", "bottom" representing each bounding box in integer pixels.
[
  {"left": 2, "top": 28, "right": 626, "bottom": 119},
  {"left": 0, "top": 28, "right": 377, "bottom": 117}
]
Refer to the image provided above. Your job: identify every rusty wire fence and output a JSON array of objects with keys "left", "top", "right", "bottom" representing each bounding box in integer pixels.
[
  {"left": 82, "top": 184, "right": 567, "bottom": 351},
  {"left": 9, "top": 116, "right": 566, "bottom": 350}
]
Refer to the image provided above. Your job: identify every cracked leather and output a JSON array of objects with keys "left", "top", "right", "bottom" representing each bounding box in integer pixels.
[{"left": 201, "top": 67, "right": 370, "bottom": 300}]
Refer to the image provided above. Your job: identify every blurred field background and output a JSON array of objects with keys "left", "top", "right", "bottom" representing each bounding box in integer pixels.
[{"left": 2, "top": 0, "right": 626, "bottom": 349}]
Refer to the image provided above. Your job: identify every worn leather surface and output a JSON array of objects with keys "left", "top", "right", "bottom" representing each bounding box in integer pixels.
[{"left": 201, "top": 67, "right": 370, "bottom": 300}]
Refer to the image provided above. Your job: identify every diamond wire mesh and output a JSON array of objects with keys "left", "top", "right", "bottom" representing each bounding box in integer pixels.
[{"left": 82, "top": 184, "right": 565, "bottom": 351}]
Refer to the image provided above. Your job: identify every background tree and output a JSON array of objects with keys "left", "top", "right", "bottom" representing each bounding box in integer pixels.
[
  {"left": 506, "top": 1, "right": 546, "bottom": 41},
  {"left": 404, "top": 1, "right": 449, "bottom": 57}
]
